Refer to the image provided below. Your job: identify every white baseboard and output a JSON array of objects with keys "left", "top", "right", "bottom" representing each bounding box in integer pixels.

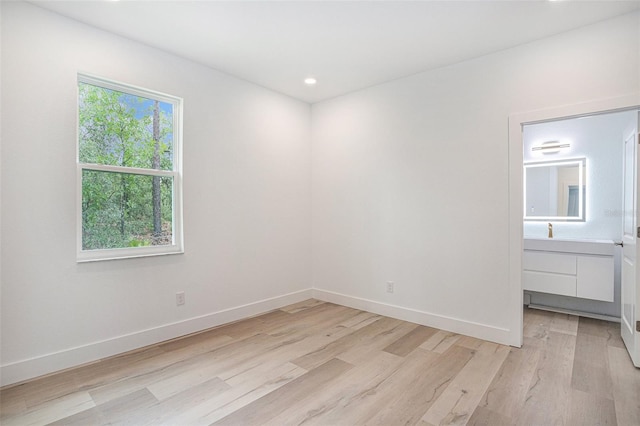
[
  {"left": 2, "top": 287, "right": 515, "bottom": 387},
  {"left": 312, "top": 288, "right": 512, "bottom": 346},
  {"left": 0, "top": 289, "right": 313, "bottom": 387}
]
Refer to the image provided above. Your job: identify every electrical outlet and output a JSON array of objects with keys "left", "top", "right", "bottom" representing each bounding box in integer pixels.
[
  {"left": 386, "top": 281, "right": 394, "bottom": 293},
  {"left": 176, "top": 291, "right": 185, "bottom": 306}
]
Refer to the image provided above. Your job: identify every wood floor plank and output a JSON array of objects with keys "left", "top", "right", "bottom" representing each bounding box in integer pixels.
[
  {"left": 72, "top": 334, "right": 232, "bottom": 402},
  {"left": 421, "top": 342, "right": 510, "bottom": 426},
  {"left": 127, "top": 377, "right": 232, "bottom": 426},
  {"left": 145, "top": 362, "right": 227, "bottom": 402},
  {"left": 466, "top": 405, "right": 513, "bottom": 426},
  {"left": 48, "top": 388, "right": 158, "bottom": 426},
  {"left": 337, "top": 320, "right": 417, "bottom": 365},
  {"left": 338, "top": 311, "right": 381, "bottom": 330},
  {"left": 383, "top": 324, "right": 438, "bottom": 357},
  {"left": 89, "top": 333, "right": 276, "bottom": 405},
  {"left": 265, "top": 304, "right": 364, "bottom": 341},
  {"left": 215, "top": 307, "right": 367, "bottom": 385},
  {"left": 571, "top": 331, "right": 613, "bottom": 399},
  {"left": 156, "top": 331, "right": 234, "bottom": 356},
  {"left": 189, "top": 364, "right": 306, "bottom": 425},
  {"left": 279, "top": 298, "right": 326, "bottom": 313},
  {"left": 523, "top": 307, "right": 553, "bottom": 341},
  {"left": 223, "top": 358, "right": 304, "bottom": 388},
  {"left": 98, "top": 388, "right": 160, "bottom": 426},
  {"left": 102, "top": 389, "right": 158, "bottom": 425},
  {"left": 514, "top": 330, "right": 576, "bottom": 425},
  {"left": 473, "top": 343, "right": 541, "bottom": 420},
  {"left": 608, "top": 345, "right": 640, "bottom": 426},
  {"left": 72, "top": 346, "right": 168, "bottom": 392},
  {"left": 153, "top": 362, "right": 304, "bottom": 426},
  {"left": 263, "top": 351, "right": 405, "bottom": 426},
  {"left": 578, "top": 317, "right": 625, "bottom": 348},
  {"left": 1, "top": 391, "right": 95, "bottom": 426},
  {"left": 291, "top": 316, "right": 401, "bottom": 370},
  {"left": 213, "top": 309, "right": 292, "bottom": 340},
  {"left": 212, "top": 358, "right": 354, "bottom": 425},
  {"left": 3, "top": 368, "right": 83, "bottom": 410},
  {"left": 210, "top": 303, "right": 340, "bottom": 342},
  {"left": 564, "top": 388, "right": 617, "bottom": 426},
  {"left": 284, "top": 301, "right": 349, "bottom": 323},
  {"left": 455, "top": 335, "right": 486, "bottom": 350},
  {"left": 0, "top": 388, "right": 27, "bottom": 420},
  {"left": 146, "top": 329, "right": 297, "bottom": 402},
  {"left": 46, "top": 404, "right": 106, "bottom": 426},
  {"left": 266, "top": 304, "right": 360, "bottom": 338},
  {"left": 550, "top": 312, "right": 579, "bottom": 336},
  {"left": 146, "top": 307, "right": 354, "bottom": 403},
  {"left": 420, "top": 330, "right": 461, "bottom": 353},
  {"left": 364, "top": 345, "right": 475, "bottom": 426}
]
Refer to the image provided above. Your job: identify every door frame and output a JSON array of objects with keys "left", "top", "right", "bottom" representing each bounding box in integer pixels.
[{"left": 507, "top": 94, "right": 640, "bottom": 347}]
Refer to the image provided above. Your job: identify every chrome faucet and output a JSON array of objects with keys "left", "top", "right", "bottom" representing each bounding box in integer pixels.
[{"left": 548, "top": 223, "right": 553, "bottom": 239}]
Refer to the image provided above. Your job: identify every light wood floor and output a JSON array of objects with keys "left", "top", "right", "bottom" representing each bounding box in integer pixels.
[{"left": 1, "top": 300, "right": 639, "bottom": 425}]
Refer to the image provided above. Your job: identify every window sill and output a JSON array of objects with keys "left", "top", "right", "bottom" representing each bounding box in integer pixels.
[{"left": 77, "top": 245, "right": 184, "bottom": 263}]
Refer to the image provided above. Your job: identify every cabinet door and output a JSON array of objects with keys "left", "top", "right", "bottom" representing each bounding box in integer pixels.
[{"left": 576, "top": 256, "right": 614, "bottom": 302}]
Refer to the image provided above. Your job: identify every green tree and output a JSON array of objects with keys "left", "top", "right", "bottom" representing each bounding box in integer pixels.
[{"left": 79, "top": 83, "right": 174, "bottom": 250}]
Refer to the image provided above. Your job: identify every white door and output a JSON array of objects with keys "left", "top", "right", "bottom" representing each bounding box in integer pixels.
[{"left": 622, "top": 115, "right": 640, "bottom": 367}]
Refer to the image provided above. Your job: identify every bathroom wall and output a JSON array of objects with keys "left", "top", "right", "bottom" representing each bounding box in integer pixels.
[
  {"left": 524, "top": 110, "right": 635, "bottom": 241},
  {"left": 523, "top": 110, "right": 637, "bottom": 318}
]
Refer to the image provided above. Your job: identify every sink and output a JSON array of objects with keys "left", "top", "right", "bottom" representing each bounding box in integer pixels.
[{"left": 524, "top": 238, "right": 615, "bottom": 255}]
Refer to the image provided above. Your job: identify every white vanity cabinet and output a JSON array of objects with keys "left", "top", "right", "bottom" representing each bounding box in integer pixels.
[{"left": 523, "top": 239, "right": 614, "bottom": 302}]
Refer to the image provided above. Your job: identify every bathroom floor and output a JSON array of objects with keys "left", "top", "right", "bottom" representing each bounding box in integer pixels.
[{"left": 521, "top": 307, "right": 637, "bottom": 425}]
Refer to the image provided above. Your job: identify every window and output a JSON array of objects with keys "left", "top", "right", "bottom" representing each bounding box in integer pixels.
[{"left": 77, "top": 75, "right": 183, "bottom": 261}]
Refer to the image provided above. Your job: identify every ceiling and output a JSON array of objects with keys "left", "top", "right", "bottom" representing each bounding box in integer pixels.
[{"left": 30, "top": 0, "right": 640, "bottom": 103}]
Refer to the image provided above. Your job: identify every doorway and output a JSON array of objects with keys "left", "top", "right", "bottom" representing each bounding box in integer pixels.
[
  {"left": 507, "top": 94, "right": 640, "bottom": 348},
  {"left": 522, "top": 110, "right": 635, "bottom": 319}
]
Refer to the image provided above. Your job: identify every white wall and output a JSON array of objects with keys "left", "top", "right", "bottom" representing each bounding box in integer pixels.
[
  {"left": 311, "top": 12, "right": 639, "bottom": 343},
  {"left": 0, "top": 3, "right": 311, "bottom": 385}
]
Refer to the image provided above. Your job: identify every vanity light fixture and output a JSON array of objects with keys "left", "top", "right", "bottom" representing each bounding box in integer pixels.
[
  {"left": 304, "top": 77, "right": 317, "bottom": 86},
  {"left": 531, "top": 141, "right": 570, "bottom": 153}
]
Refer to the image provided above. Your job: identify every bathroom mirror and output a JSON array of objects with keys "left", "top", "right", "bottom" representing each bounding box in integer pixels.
[{"left": 524, "top": 158, "right": 586, "bottom": 221}]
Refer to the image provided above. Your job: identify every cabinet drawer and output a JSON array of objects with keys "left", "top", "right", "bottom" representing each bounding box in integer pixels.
[
  {"left": 523, "top": 251, "right": 577, "bottom": 275},
  {"left": 523, "top": 270, "right": 577, "bottom": 297}
]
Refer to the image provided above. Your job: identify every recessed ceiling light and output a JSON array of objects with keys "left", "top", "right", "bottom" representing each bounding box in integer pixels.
[{"left": 304, "top": 77, "right": 317, "bottom": 86}]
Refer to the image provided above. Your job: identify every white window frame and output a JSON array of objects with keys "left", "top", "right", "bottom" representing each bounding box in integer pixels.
[{"left": 76, "top": 74, "right": 184, "bottom": 262}]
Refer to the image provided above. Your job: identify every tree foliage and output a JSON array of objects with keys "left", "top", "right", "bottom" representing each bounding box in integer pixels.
[{"left": 79, "top": 83, "right": 174, "bottom": 250}]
